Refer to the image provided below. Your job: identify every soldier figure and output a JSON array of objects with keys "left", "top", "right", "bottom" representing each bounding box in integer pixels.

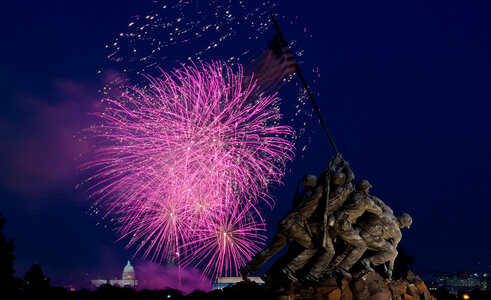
[
  {"left": 358, "top": 213, "right": 412, "bottom": 279},
  {"left": 371, "top": 196, "right": 394, "bottom": 216},
  {"left": 332, "top": 179, "right": 383, "bottom": 278},
  {"left": 303, "top": 158, "right": 355, "bottom": 282},
  {"left": 240, "top": 157, "right": 338, "bottom": 281}
]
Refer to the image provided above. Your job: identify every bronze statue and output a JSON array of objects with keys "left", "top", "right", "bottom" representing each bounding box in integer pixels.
[
  {"left": 358, "top": 213, "right": 412, "bottom": 279},
  {"left": 240, "top": 160, "right": 335, "bottom": 281},
  {"left": 303, "top": 157, "right": 355, "bottom": 282},
  {"left": 240, "top": 155, "right": 413, "bottom": 283},
  {"left": 326, "top": 193, "right": 394, "bottom": 276},
  {"left": 330, "top": 179, "right": 383, "bottom": 278}
]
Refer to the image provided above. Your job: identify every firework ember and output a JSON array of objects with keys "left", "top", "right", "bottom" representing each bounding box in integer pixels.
[{"left": 86, "top": 61, "right": 294, "bottom": 278}]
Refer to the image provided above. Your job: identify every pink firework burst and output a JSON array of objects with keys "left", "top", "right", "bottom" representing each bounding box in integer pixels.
[
  {"left": 85, "top": 61, "right": 294, "bottom": 278},
  {"left": 181, "top": 202, "right": 267, "bottom": 279}
]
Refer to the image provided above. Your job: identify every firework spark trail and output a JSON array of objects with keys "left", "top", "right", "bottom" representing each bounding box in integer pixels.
[
  {"left": 103, "top": 0, "right": 280, "bottom": 75},
  {"left": 181, "top": 201, "right": 267, "bottom": 279},
  {"left": 86, "top": 61, "right": 294, "bottom": 275},
  {"left": 97, "top": 0, "right": 320, "bottom": 159}
]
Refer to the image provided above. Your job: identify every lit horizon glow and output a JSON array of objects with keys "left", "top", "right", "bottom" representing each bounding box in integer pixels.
[{"left": 85, "top": 61, "right": 294, "bottom": 279}]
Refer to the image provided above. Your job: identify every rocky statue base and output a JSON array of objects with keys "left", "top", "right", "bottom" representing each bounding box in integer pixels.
[{"left": 258, "top": 270, "right": 435, "bottom": 300}]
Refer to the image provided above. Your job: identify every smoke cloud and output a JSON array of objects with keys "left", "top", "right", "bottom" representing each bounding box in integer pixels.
[
  {"left": 134, "top": 261, "right": 212, "bottom": 294},
  {"left": 0, "top": 79, "right": 99, "bottom": 201}
]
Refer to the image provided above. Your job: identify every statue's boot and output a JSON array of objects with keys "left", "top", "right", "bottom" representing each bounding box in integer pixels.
[
  {"left": 304, "top": 272, "right": 319, "bottom": 283},
  {"left": 281, "top": 266, "right": 298, "bottom": 282},
  {"left": 361, "top": 258, "right": 375, "bottom": 272},
  {"left": 334, "top": 266, "right": 352, "bottom": 279}
]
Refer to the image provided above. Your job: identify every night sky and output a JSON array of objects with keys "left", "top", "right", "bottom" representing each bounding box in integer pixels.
[{"left": 1, "top": 0, "right": 490, "bottom": 287}]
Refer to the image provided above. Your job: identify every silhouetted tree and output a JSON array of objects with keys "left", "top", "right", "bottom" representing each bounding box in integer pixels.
[
  {"left": 0, "top": 212, "right": 18, "bottom": 292},
  {"left": 22, "top": 264, "right": 50, "bottom": 292}
]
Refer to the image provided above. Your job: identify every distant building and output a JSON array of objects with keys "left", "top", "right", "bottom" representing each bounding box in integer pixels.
[
  {"left": 446, "top": 275, "right": 481, "bottom": 291},
  {"left": 212, "top": 276, "right": 264, "bottom": 290},
  {"left": 91, "top": 261, "right": 138, "bottom": 288},
  {"left": 91, "top": 279, "right": 107, "bottom": 288},
  {"left": 433, "top": 272, "right": 488, "bottom": 292}
]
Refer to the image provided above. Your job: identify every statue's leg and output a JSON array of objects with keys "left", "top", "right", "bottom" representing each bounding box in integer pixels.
[
  {"left": 360, "top": 238, "right": 397, "bottom": 278},
  {"left": 326, "top": 245, "right": 350, "bottom": 274},
  {"left": 335, "top": 227, "right": 367, "bottom": 272},
  {"left": 369, "top": 248, "right": 397, "bottom": 266},
  {"left": 282, "top": 223, "right": 317, "bottom": 278},
  {"left": 245, "top": 231, "right": 289, "bottom": 273},
  {"left": 305, "top": 234, "right": 335, "bottom": 281},
  {"left": 366, "top": 239, "right": 397, "bottom": 267},
  {"left": 283, "top": 247, "right": 318, "bottom": 275}
]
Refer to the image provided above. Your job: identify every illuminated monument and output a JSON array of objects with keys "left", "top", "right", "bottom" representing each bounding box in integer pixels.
[{"left": 91, "top": 261, "right": 138, "bottom": 288}]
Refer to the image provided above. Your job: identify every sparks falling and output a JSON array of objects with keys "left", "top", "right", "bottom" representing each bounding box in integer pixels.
[{"left": 86, "top": 61, "right": 294, "bottom": 279}]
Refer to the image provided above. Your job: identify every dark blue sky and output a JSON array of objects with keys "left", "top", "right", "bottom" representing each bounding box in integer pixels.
[{"left": 1, "top": 0, "right": 490, "bottom": 286}]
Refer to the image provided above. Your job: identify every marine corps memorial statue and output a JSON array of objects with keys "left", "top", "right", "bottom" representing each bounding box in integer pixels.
[{"left": 239, "top": 154, "right": 434, "bottom": 300}]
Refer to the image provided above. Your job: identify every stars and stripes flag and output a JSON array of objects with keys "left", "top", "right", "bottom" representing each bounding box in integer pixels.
[{"left": 243, "top": 34, "right": 298, "bottom": 97}]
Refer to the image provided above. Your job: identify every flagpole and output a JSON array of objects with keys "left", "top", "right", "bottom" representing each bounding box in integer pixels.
[{"left": 269, "top": 14, "right": 339, "bottom": 155}]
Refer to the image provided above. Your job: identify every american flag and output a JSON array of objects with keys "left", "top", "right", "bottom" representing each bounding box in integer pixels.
[{"left": 243, "top": 34, "right": 297, "bottom": 97}]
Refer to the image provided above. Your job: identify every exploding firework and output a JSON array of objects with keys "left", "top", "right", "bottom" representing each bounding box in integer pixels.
[
  {"left": 100, "top": 0, "right": 319, "bottom": 155},
  {"left": 86, "top": 61, "right": 294, "bottom": 278},
  {"left": 181, "top": 201, "right": 267, "bottom": 279}
]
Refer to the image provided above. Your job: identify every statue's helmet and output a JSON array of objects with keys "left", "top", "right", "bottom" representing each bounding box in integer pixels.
[
  {"left": 331, "top": 171, "right": 346, "bottom": 186},
  {"left": 398, "top": 213, "right": 412, "bottom": 229},
  {"left": 302, "top": 174, "right": 317, "bottom": 188},
  {"left": 355, "top": 179, "right": 372, "bottom": 192}
]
